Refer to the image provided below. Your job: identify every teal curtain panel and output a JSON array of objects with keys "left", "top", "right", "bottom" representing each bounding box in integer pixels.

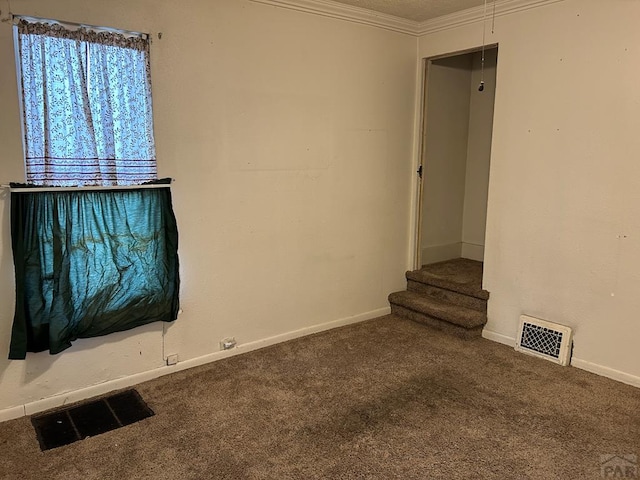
[{"left": 9, "top": 187, "right": 179, "bottom": 359}]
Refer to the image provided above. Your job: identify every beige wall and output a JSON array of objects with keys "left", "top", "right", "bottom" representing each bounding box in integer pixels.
[
  {"left": 2, "top": 0, "right": 638, "bottom": 418},
  {"left": 419, "top": 0, "right": 640, "bottom": 385},
  {"left": 420, "top": 55, "right": 472, "bottom": 264},
  {"left": 461, "top": 48, "right": 497, "bottom": 261},
  {"left": 0, "top": 0, "right": 417, "bottom": 416}
]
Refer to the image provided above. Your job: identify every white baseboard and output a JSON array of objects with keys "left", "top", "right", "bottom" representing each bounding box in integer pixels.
[
  {"left": 0, "top": 405, "right": 26, "bottom": 424},
  {"left": 22, "top": 366, "right": 170, "bottom": 417},
  {"left": 482, "top": 328, "right": 515, "bottom": 347},
  {"left": 482, "top": 328, "right": 640, "bottom": 389},
  {"left": 1, "top": 306, "right": 390, "bottom": 423},
  {"left": 168, "top": 306, "right": 390, "bottom": 374},
  {"left": 461, "top": 243, "right": 484, "bottom": 262},
  {"left": 8, "top": 310, "right": 635, "bottom": 423},
  {"left": 570, "top": 358, "right": 640, "bottom": 389},
  {"left": 421, "top": 243, "right": 462, "bottom": 265}
]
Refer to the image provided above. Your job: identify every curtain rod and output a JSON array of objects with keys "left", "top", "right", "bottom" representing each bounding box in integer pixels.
[
  {"left": 12, "top": 14, "right": 150, "bottom": 40},
  {"left": 2, "top": 182, "right": 174, "bottom": 193}
]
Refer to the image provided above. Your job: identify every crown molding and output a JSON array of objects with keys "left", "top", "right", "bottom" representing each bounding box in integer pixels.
[
  {"left": 249, "top": 0, "right": 421, "bottom": 35},
  {"left": 249, "top": 0, "right": 567, "bottom": 37},
  {"left": 416, "top": 0, "right": 566, "bottom": 36}
]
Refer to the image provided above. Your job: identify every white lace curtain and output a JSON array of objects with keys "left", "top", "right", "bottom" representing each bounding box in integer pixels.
[{"left": 16, "top": 20, "right": 157, "bottom": 186}]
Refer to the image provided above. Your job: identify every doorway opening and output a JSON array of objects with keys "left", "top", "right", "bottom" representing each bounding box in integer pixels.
[{"left": 416, "top": 46, "right": 498, "bottom": 269}]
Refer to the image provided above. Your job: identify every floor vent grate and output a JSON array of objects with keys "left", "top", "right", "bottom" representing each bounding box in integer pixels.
[
  {"left": 516, "top": 315, "right": 573, "bottom": 366},
  {"left": 32, "top": 389, "right": 154, "bottom": 451}
]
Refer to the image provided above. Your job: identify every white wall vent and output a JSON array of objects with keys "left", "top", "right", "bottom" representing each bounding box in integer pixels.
[{"left": 515, "top": 315, "right": 573, "bottom": 366}]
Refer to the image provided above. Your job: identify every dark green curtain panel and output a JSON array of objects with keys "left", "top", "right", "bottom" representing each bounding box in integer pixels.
[{"left": 9, "top": 187, "right": 179, "bottom": 359}]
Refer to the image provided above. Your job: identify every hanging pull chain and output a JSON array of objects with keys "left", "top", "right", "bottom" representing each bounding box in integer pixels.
[
  {"left": 479, "top": 0, "right": 496, "bottom": 92},
  {"left": 479, "top": 0, "right": 487, "bottom": 92}
]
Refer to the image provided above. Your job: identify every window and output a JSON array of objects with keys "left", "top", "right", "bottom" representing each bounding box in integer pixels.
[
  {"left": 9, "top": 18, "right": 179, "bottom": 359},
  {"left": 15, "top": 18, "right": 157, "bottom": 186}
]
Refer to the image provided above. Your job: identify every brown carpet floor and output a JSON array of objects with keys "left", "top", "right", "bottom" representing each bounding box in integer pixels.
[{"left": 1, "top": 315, "right": 639, "bottom": 479}]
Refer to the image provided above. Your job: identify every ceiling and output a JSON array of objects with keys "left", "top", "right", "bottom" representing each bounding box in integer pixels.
[{"left": 325, "top": 0, "right": 488, "bottom": 23}]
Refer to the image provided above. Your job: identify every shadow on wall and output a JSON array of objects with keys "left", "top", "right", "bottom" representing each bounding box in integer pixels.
[
  {"left": 0, "top": 192, "right": 67, "bottom": 389},
  {"left": 0, "top": 191, "right": 17, "bottom": 383}
]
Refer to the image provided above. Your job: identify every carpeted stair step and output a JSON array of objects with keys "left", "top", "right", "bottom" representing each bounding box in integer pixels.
[
  {"left": 388, "top": 290, "right": 487, "bottom": 339},
  {"left": 407, "top": 280, "right": 487, "bottom": 313},
  {"left": 406, "top": 258, "right": 489, "bottom": 301}
]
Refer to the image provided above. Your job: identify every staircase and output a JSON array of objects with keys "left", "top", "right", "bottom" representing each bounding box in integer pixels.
[{"left": 388, "top": 258, "right": 489, "bottom": 339}]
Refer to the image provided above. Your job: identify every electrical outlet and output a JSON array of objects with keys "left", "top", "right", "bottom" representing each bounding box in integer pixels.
[
  {"left": 220, "top": 338, "right": 237, "bottom": 351},
  {"left": 166, "top": 353, "right": 178, "bottom": 366}
]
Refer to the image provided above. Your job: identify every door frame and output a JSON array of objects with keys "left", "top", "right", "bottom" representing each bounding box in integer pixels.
[{"left": 411, "top": 44, "right": 499, "bottom": 271}]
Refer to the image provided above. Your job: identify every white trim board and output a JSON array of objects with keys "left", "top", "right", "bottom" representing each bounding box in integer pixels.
[
  {"left": 482, "top": 328, "right": 640, "bottom": 389},
  {"left": 249, "top": 0, "right": 420, "bottom": 35},
  {"left": 3, "top": 313, "right": 637, "bottom": 423},
  {"left": 249, "top": 0, "right": 567, "bottom": 36},
  {"left": 461, "top": 243, "right": 484, "bottom": 262},
  {"left": 417, "top": 0, "right": 566, "bottom": 36},
  {"left": 482, "top": 328, "right": 515, "bottom": 347},
  {"left": 421, "top": 243, "right": 462, "bottom": 265},
  {"left": 571, "top": 358, "right": 640, "bottom": 389},
  {"left": 0, "top": 306, "right": 390, "bottom": 423}
]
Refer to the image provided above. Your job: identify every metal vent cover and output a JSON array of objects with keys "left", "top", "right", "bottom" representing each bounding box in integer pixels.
[{"left": 516, "top": 315, "right": 573, "bottom": 366}]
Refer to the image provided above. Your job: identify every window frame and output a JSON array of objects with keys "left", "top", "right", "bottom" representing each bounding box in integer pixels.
[{"left": 13, "top": 15, "right": 157, "bottom": 188}]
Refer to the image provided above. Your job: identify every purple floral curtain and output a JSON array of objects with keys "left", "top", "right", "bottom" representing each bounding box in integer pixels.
[{"left": 16, "top": 20, "right": 157, "bottom": 186}]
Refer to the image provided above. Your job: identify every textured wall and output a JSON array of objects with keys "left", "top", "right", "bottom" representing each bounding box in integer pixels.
[
  {"left": 0, "top": 0, "right": 417, "bottom": 414},
  {"left": 461, "top": 48, "right": 497, "bottom": 261},
  {"left": 419, "top": 0, "right": 640, "bottom": 385}
]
